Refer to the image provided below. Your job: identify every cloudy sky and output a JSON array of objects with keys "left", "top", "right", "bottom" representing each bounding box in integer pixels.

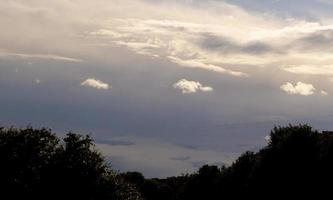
[{"left": 1, "top": 0, "right": 333, "bottom": 177}]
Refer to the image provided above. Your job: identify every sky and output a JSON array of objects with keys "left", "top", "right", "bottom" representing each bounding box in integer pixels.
[{"left": 1, "top": 0, "right": 333, "bottom": 177}]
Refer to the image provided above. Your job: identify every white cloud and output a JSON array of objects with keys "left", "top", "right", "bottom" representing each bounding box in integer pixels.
[
  {"left": 320, "top": 90, "right": 328, "bottom": 96},
  {"left": 81, "top": 78, "right": 110, "bottom": 90},
  {"left": 280, "top": 82, "right": 316, "bottom": 96},
  {"left": 3, "top": 0, "right": 333, "bottom": 84},
  {"left": 173, "top": 79, "right": 213, "bottom": 94},
  {"left": 82, "top": 3, "right": 333, "bottom": 78},
  {"left": 284, "top": 65, "right": 333, "bottom": 75},
  {"left": 168, "top": 56, "right": 248, "bottom": 77}
]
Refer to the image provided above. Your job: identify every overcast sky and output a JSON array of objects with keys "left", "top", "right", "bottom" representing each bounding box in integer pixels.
[{"left": 1, "top": 0, "right": 333, "bottom": 177}]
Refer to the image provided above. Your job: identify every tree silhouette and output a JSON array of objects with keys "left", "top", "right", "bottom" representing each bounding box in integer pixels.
[
  {"left": 1, "top": 124, "right": 333, "bottom": 199},
  {"left": 0, "top": 127, "right": 142, "bottom": 200},
  {"left": 137, "top": 124, "right": 333, "bottom": 199}
]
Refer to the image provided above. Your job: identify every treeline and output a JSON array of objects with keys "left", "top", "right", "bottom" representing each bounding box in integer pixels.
[
  {"left": 0, "top": 127, "right": 142, "bottom": 200},
  {"left": 1, "top": 125, "right": 333, "bottom": 199},
  {"left": 122, "top": 125, "right": 333, "bottom": 199}
]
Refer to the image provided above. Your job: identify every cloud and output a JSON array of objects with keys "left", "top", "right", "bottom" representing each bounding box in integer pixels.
[
  {"left": 83, "top": 3, "right": 333, "bottom": 78},
  {"left": 81, "top": 78, "right": 110, "bottom": 90},
  {"left": 168, "top": 56, "right": 248, "bottom": 77},
  {"left": 96, "top": 139, "right": 134, "bottom": 146},
  {"left": 284, "top": 65, "right": 333, "bottom": 75},
  {"left": 170, "top": 156, "right": 191, "bottom": 161},
  {"left": 173, "top": 79, "right": 213, "bottom": 94},
  {"left": 4, "top": 0, "right": 333, "bottom": 79},
  {"left": 0, "top": 50, "right": 83, "bottom": 62},
  {"left": 320, "top": 90, "right": 329, "bottom": 96},
  {"left": 280, "top": 82, "right": 316, "bottom": 96}
]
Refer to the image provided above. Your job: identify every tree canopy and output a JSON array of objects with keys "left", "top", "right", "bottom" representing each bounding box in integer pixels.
[
  {"left": 122, "top": 125, "right": 333, "bottom": 199},
  {"left": 0, "top": 127, "right": 142, "bottom": 200},
  {"left": 0, "top": 124, "right": 332, "bottom": 199}
]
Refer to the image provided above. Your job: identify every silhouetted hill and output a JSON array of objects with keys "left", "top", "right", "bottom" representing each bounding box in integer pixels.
[{"left": 1, "top": 125, "right": 332, "bottom": 199}]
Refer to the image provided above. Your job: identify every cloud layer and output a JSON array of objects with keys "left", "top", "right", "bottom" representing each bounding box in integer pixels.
[
  {"left": 2, "top": 0, "right": 333, "bottom": 83},
  {"left": 83, "top": 1, "right": 333, "bottom": 82}
]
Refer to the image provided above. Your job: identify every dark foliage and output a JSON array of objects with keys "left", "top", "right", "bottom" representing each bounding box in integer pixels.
[
  {"left": 0, "top": 127, "right": 142, "bottom": 200},
  {"left": 121, "top": 124, "right": 333, "bottom": 199},
  {"left": 1, "top": 124, "right": 333, "bottom": 199}
]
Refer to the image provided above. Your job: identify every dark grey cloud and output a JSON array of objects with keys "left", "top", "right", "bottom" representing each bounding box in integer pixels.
[
  {"left": 170, "top": 156, "right": 191, "bottom": 161},
  {"left": 242, "top": 42, "right": 274, "bottom": 55},
  {"left": 199, "top": 34, "right": 275, "bottom": 55},
  {"left": 291, "top": 29, "right": 333, "bottom": 51},
  {"left": 96, "top": 139, "right": 135, "bottom": 146}
]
